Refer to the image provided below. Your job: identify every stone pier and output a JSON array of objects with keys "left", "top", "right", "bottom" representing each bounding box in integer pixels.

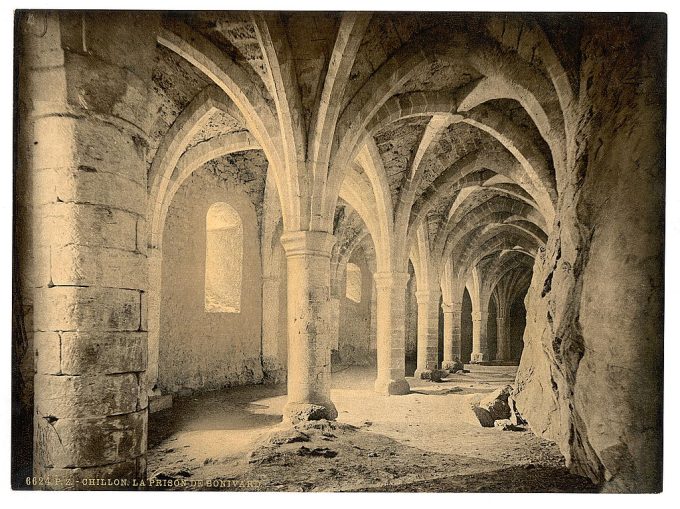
[
  {"left": 414, "top": 290, "right": 440, "bottom": 378},
  {"left": 373, "top": 272, "right": 410, "bottom": 395},
  {"left": 470, "top": 310, "right": 489, "bottom": 363},
  {"left": 23, "top": 11, "right": 159, "bottom": 484},
  {"left": 280, "top": 231, "right": 338, "bottom": 423}
]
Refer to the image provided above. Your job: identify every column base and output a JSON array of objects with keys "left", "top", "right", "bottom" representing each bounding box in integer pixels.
[
  {"left": 470, "top": 352, "right": 487, "bottom": 363},
  {"left": 283, "top": 401, "right": 338, "bottom": 424},
  {"left": 374, "top": 377, "right": 411, "bottom": 395},
  {"left": 441, "top": 359, "right": 465, "bottom": 373}
]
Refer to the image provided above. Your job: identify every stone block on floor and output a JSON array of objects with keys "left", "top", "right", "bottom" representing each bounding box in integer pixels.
[{"left": 149, "top": 394, "right": 173, "bottom": 413}]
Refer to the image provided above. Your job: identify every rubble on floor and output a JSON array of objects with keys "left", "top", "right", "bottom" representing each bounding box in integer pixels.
[{"left": 468, "top": 385, "right": 526, "bottom": 430}]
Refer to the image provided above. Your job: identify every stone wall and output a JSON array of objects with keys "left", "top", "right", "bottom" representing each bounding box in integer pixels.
[
  {"left": 486, "top": 297, "right": 498, "bottom": 360},
  {"left": 405, "top": 269, "right": 418, "bottom": 372},
  {"left": 514, "top": 14, "right": 665, "bottom": 493},
  {"left": 508, "top": 298, "right": 526, "bottom": 361},
  {"left": 276, "top": 253, "right": 289, "bottom": 372},
  {"left": 159, "top": 168, "right": 263, "bottom": 394},
  {"left": 337, "top": 253, "right": 374, "bottom": 366}
]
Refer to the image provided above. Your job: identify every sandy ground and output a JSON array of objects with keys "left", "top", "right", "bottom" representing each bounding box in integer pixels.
[{"left": 147, "top": 365, "right": 597, "bottom": 492}]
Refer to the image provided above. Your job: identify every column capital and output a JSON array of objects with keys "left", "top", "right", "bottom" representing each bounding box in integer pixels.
[
  {"left": 373, "top": 271, "right": 410, "bottom": 289},
  {"left": 496, "top": 315, "right": 506, "bottom": 322},
  {"left": 280, "top": 230, "right": 335, "bottom": 258},
  {"left": 472, "top": 310, "right": 489, "bottom": 321},
  {"left": 441, "top": 303, "right": 454, "bottom": 313}
]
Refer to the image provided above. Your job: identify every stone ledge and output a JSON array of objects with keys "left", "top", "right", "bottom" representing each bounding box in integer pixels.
[{"left": 149, "top": 394, "right": 173, "bottom": 414}]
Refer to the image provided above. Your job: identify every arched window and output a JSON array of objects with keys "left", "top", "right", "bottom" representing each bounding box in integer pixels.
[
  {"left": 205, "top": 202, "right": 242, "bottom": 313},
  {"left": 346, "top": 263, "right": 362, "bottom": 303}
]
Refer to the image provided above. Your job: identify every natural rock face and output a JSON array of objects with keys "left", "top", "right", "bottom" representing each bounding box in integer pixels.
[
  {"left": 285, "top": 404, "right": 338, "bottom": 425},
  {"left": 470, "top": 404, "right": 495, "bottom": 428},
  {"left": 508, "top": 396, "right": 526, "bottom": 426},
  {"left": 514, "top": 15, "right": 665, "bottom": 493}
]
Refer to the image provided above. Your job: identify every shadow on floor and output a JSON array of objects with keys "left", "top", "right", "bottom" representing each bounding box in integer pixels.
[
  {"left": 149, "top": 383, "right": 286, "bottom": 449},
  {"left": 409, "top": 384, "right": 468, "bottom": 396},
  {"left": 149, "top": 418, "right": 597, "bottom": 493},
  {"left": 358, "top": 464, "right": 599, "bottom": 493}
]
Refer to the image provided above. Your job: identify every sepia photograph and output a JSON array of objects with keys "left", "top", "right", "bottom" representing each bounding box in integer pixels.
[{"left": 8, "top": 2, "right": 671, "bottom": 498}]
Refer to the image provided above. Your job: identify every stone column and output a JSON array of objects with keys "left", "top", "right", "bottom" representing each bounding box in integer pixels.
[
  {"left": 280, "top": 231, "right": 337, "bottom": 423},
  {"left": 470, "top": 310, "right": 489, "bottom": 363},
  {"left": 146, "top": 247, "right": 172, "bottom": 412},
  {"left": 414, "top": 290, "right": 440, "bottom": 379},
  {"left": 441, "top": 302, "right": 462, "bottom": 370},
  {"left": 329, "top": 262, "right": 345, "bottom": 353},
  {"left": 373, "top": 273, "right": 410, "bottom": 395},
  {"left": 23, "top": 12, "right": 159, "bottom": 485},
  {"left": 369, "top": 281, "right": 377, "bottom": 361},
  {"left": 451, "top": 301, "right": 463, "bottom": 363},
  {"left": 329, "top": 297, "right": 341, "bottom": 351},
  {"left": 496, "top": 314, "right": 511, "bottom": 361}
]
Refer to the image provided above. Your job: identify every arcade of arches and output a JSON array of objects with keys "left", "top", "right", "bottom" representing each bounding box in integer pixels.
[{"left": 14, "top": 11, "right": 664, "bottom": 492}]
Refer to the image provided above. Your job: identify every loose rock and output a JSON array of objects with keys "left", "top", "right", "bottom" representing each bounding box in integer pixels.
[
  {"left": 494, "top": 419, "right": 526, "bottom": 432},
  {"left": 478, "top": 385, "right": 513, "bottom": 421},
  {"left": 468, "top": 385, "right": 513, "bottom": 427},
  {"left": 447, "top": 359, "right": 465, "bottom": 373}
]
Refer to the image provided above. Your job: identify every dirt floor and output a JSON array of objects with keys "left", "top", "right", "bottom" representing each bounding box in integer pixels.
[{"left": 147, "top": 365, "right": 598, "bottom": 492}]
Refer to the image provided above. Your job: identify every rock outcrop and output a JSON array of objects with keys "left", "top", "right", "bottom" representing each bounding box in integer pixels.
[{"left": 514, "top": 15, "right": 665, "bottom": 493}]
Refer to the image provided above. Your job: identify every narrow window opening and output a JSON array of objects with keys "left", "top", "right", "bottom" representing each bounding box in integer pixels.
[
  {"left": 205, "top": 202, "right": 242, "bottom": 313},
  {"left": 346, "top": 263, "right": 362, "bottom": 303}
]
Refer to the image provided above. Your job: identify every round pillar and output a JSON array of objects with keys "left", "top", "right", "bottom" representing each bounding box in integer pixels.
[
  {"left": 470, "top": 310, "right": 489, "bottom": 363},
  {"left": 280, "top": 231, "right": 337, "bottom": 423},
  {"left": 373, "top": 272, "right": 410, "bottom": 395},
  {"left": 414, "top": 290, "right": 440, "bottom": 379},
  {"left": 441, "top": 302, "right": 463, "bottom": 370},
  {"left": 496, "top": 315, "right": 510, "bottom": 361}
]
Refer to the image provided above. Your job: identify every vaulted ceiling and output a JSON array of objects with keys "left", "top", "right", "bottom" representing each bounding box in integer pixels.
[{"left": 148, "top": 11, "right": 574, "bottom": 300}]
